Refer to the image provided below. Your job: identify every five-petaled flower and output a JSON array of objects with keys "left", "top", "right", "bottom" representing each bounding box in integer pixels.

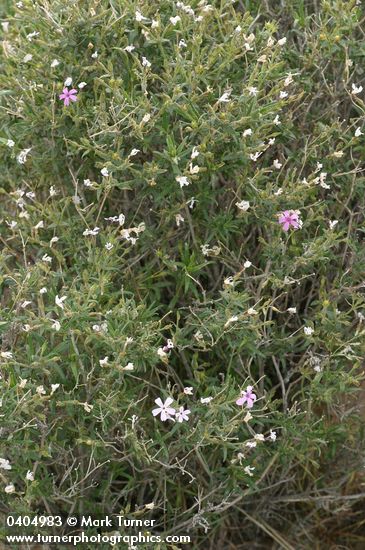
[
  {"left": 152, "top": 397, "right": 176, "bottom": 421},
  {"left": 175, "top": 406, "right": 191, "bottom": 423},
  {"left": 236, "top": 386, "right": 257, "bottom": 408},
  {"left": 59, "top": 87, "right": 78, "bottom": 106},
  {"left": 278, "top": 210, "right": 301, "bottom": 231}
]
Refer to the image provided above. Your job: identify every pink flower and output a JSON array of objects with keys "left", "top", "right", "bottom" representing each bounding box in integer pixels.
[
  {"left": 152, "top": 397, "right": 176, "bottom": 421},
  {"left": 175, "top": 406, "right": 191, "bottom": 423},
  {"left": 236, "top": 386, "right": 257, "bottom": 408},
  {"left": 59, "top": 87, "right": 78, "bottom": 106},
  {"left": 278, "top": 210, "right": 300, "bottom": 231}
]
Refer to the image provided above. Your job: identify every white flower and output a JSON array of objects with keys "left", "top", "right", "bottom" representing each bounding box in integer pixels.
[
  {"left": 152, "top": 397, "right": 176, "bottom": 421},
  {"left": 184, "top": 387, "right": 194, "bottom": 395},
  {"left": 101, "top": 167, "right": 109, "bottom": 177},
  {"left": 274, "top": 115, "right": 281, "bottom": 125},
  {"left": 250, "top": 152, "right": 262, "bottom": 162},
  {"left": 27, "top": 31, "right": 39, "bottom": 41},
  {"left": 355, "top": 127, "right": 363, "bottom": 137},
  {"left": 51, "top": 383, "right": 60, "bottom": 395},
  {"left": 22, "top": 324, "right": 31, "bottom": 332},
  {"left": 142, "top": 57, "right": 151, "bottom": 68},
  {"left": 235, "top": 200, "right": 250, "bottom": 211},
  {"left": 351, "top": 83, "right": 363, "bottom": 95},
  {"left": 49, "top": 185, "right": 56, "bottom": 197},
  {"left": 52, "top": 320, "right": 61, "bottom": 331},
  {"left": 20, "top": 300, "right": 31, "bottom": 308},
  {"left": 145, "top": 502, "right": 155, "bottom": 510},
  {"left": 26, "top": 470, "right": 34, "bottom": 481},
  {"left": 278, "top": 37, "right": 287, "bottom": 46},
  {"left": 244, "top": 260, "right": 252, "bottom": 268},
  {"left": 1, "top": 351, "right": 13, "bottom": 359},
  {"left": 0, "top": 458, "right": 12, "bottom": 470},
  {"left": 123, "top": 362, "right": 134, "bottom": 371},
  {"left": 175, "top": 406, "right": 191, "bottom": 423},
  {"left": 105, "top": 242, "right": 114, "bottom": 250},
  {"left": 248, "top": 86, "right": 258, "bottom": 96},
  {"left": 83, "top": 227, "right": 100, "bottom": 236},
  {"left": 99, "top": 356, "right": 109, "bottom": 367},
  {"left": 200, "top": 396, "right": 213, "bottom": 404},
  {"left": 42, "top": 254, "right": 52, "bottom": 263},
  {"left": 254, "top": 433, "right": 265, "bottom": 441},
  {"left": 243, "top": 466, "right": 255, "bottom": 477},
  {"left": 201, "top": 244, "right": 220, "bottom": 256},
  {"left": 34, "top": 220, "right": 44, "bottom": 229},
  {"left": 224, "top": 315, "right": 238, "bottom": 328},
  {"left": 234, "top": 25, "right": 242, "bottom": 33},
  {"left": 246, "top": 441, "right": 256, "bottom": 448},
  {"left": 91, "top": 51, "right": 98, "bottom": 58},
  {"left": 23, "top": 53, "right": 33, "bottom": 63},
  {"left": 178, "top": 39, "right": 187, "bottom": 48},
  {"left": 247, "top": 308, "right": 258, "bottom": 315},
  {"left": 244, "top": 411, "right": 253, "bottom": 423},
  {"left": 273, "top": 159, "right": 282, "bottom": 169},
  {"left": 175, "top": 213, "right": 185, "bottom": 227},
  {"left": 189, "top": 163, "right": 199, "bottom": 174},
  {"left": 269, "top": 430, "right": 277, "bottom": 441},
  {"left": 55, "top": 295, "right": 67, "bottom": 309},
  {"left": 6, "top": 139, "right": 15, "bottom": 147},
  {"left": 51, "top": 59, "right": 60, "bottom": 68},
  {"left": 83, "top": 402, "right": 93, "bottom": 413},
  {"left": 314, "top": 365, "right": 322, "bottom": 373},
  {"left": 242, "top": 128, "right": 252, "bottom": 137},
  {"left": 284, "top": 73, "right": 294, "bottom": 86},
  {"left": 176, "top": 176, "right": 190, "bottom": 187},
  {"left": 287, "top": 307, "right": 297, "bottom": 314},
  {"left": 64, "top": 77, "right": 72, "bottom": 87},
  {"left": 124, "top": 45, "right": 135, "bottom": 52},
  {"left": 36, "top": 385, "right": 46, "bottom": 395},
  {"left": 17, "top": 148, "right": 31, "bottom": 164},
  {"left": 329, "top": 220, "right": 338, "bottom": 230},
  {"left": 39, "top": 287, "right": 47, "bottom": 294},
  {"left": 19, "top": 378, "right": 27, "bottom": 388},
  {"left": 151, "top": 19, "right": 159, "bottom": 28},
  {"left": 50, "top": 236, "right": 59, "bottom": 246},
  {"left": 304, "top": 326, "right": 314, "bottom": 336},
  {"left": 218, "top": 90, "right": 231, "bottom": 103},
  {"left": 170, "top": 16, "right": 181, "bottom": 25},
  {"left": 157, "top": 347, "right": 168, "bottom": 359},
  {"left": 135, "top": 10, "right": 147, "bottom": 22},
  {"left": 224, "top": 276, "right": 234, "bottom": 286},
  {"left": 5, "top": 483, "right": 15, "bottom": 493},
  {"left": 191, "top": 146, "right": 199, "bottom": 159},
  {"left": 280, "top": 91, "right": 288, "bottom": 99},
  {"left": 142, "top": 113, "right": 151, "bottom": 123},
  {"left": 187, "top": 196, "right": 196, "bottom": 209},
  {"left": 129, "top": 148, "right": 140, "bottom": 157},
  {"left": 78, "top": 82, "right": 87, "bottom": 89}
]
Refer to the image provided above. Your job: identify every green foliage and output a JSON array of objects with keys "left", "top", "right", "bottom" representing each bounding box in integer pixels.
[{"left": 1, "top": 0, "right": 365, "bottom": 547}]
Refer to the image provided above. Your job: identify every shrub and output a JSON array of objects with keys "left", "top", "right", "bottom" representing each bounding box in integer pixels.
[{"left": 1, "top": 0, "right": 365, "bottom": 547}]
